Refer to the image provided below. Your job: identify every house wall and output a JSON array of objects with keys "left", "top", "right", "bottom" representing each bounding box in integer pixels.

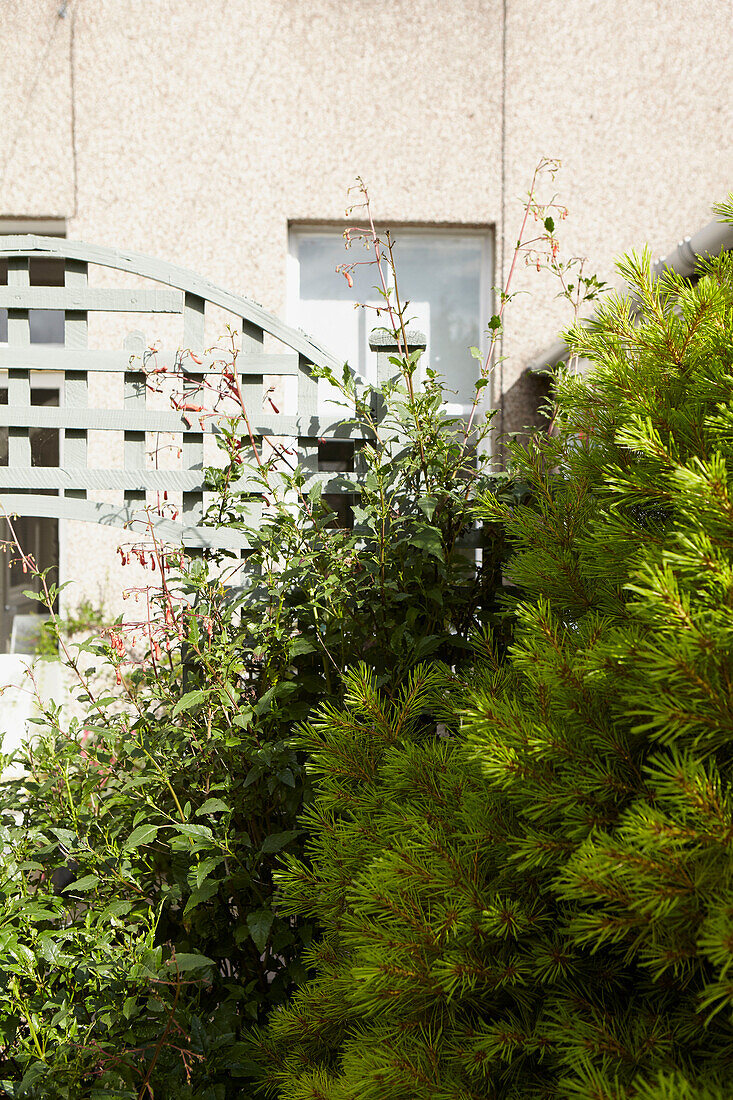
[{"left": 1, "top": 0, "right": 731, "bottom": 611}]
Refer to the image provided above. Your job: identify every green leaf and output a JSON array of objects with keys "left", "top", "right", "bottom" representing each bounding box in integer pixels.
[
  {"left": 196, "top": 798, "right": 231, "bottom": 817},
  {"left": 37, "top": 935, "right": 70, "bottom": 966},
  {"left": 166, "top": 952, "right": 215, "bottom": 972},
  {"left": 102, "top": 899, "right": 133, "bottom": 919},
  {"left": 487, "top": 314, "right": 502, "bottom": 331},
  {"left": 124, "top": 824, "right": 159, "bottom": 851},
  {"left": 65, "top": 873, "right": 100, "bottom": 893},
  {"left": 308, "top": 479, "right": 323, "bottom": 504},
  {"left": 260, "top": 829, "right": 300, "bottom": 854},
  {"left": 247, "top": 909, "right": 274, "bottom": 953},
  {"left": 172, "top": 689, "right": 209, "bottom": 717},
  {"left": 89, "top": 1090, "right": 137, "bottom": 1099},
  {"left": 50, "top": 827, "right": 77, "bottom": 849},
  {"left": 174, "top": 822, "right": 214, "bottom": 841},
  {"left": 243, "top": 765, "right": 262, "bottom": 788},
  {"left": 469, "top": 346, "right": 483, "bottom": 359},
  {"left": 290, "top": 636, "right": 316, "bottom": 657},
  {"left": 12, "top": 944, "right": 35, "bottom": 971},
  {"left": 544, "top": 215, "right": 555, "bottom": 233},
  {"left": 183, "top": 880, "right": 220, "bottom": 915},
  {"left": 407, "top": 526, "right": 444, "bottom": 561},
  {"left": 19, "top": 1062, "right": 47, "bottom": 1093},
  {"left": 195, "top": 854, "right": 225, "bottom": 889}
]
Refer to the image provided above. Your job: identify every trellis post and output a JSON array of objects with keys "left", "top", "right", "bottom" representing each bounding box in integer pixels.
[{"left": 368, "top": 328, "right": 427, "bottom": 429}]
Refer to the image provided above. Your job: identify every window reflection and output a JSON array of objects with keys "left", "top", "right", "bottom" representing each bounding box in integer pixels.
[{"left": 293, "top": 228, "right": 491, "bottom": 414}]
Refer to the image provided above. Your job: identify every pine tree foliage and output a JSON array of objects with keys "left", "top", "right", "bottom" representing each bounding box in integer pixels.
[{"left": 261, "top": 220, "right": 733, "bottom": 1098}]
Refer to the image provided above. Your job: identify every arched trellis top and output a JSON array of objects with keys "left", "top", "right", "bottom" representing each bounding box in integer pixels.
[
  {"left": 0, "top": 235, "right": 359, "bottom": 551},
  {"left": 0, "top": 235, "right": 342, "bottom": 371}
]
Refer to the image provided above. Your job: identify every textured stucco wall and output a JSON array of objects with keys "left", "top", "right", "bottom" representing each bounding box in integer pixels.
[
  {"left": 501, "top": 0, "right": 733, "bottom": 435},
  {"left": 68, "top": 0, "right": 502, "bottom": 309},
  {"left": 0, "top": 0, "right": 731, "bottom": 610},
  {"left": 0, "top": 1, "right": 75, "bottom": 214}
]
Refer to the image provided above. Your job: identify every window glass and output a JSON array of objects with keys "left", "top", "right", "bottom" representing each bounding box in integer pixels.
[
  {"left": 395, "top": 236, "right": 484, "bottom": 411},
  {"left": 291, "top": 227, "right": 491, "bottom": 415},
  {"left": 297, "top": 233, "right": 383, "bottom": 384}
]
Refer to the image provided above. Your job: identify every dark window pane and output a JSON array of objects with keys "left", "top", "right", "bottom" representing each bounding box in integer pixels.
[
  {"left": 29, "top": 310, "right": 64, "bottom": 344},
  {"left": 29, "top": 258, "right": 64, "bottom": 286},
  {"left": 30, "top": 389, "right": 59, "bottom": 468},
  {"left": 318, "top": 440, "right": 354, "bottom": 472}
]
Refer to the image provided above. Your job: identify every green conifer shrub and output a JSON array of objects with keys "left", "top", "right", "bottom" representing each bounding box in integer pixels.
[{"left": 261, "top": 213, "right": 733, "bottom": 1098}]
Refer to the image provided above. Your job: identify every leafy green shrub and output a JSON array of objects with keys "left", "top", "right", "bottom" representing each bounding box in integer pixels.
[
  {"left": 260, "top": 220, "right": 733, "bottom": 1098},
  {"left": 0, "top": 327, "right": 507, "bottom": 1097},
  {"left": 34, "top": 598, "right": 109, "bottom": 659}
]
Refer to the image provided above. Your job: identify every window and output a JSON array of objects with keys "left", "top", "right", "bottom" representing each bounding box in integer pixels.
[
  {"left": 0, "top": 219, "right": 65, "bottom": 652},
  {"left": 288, "top": 226, "right": 492, "bottom": 417}
]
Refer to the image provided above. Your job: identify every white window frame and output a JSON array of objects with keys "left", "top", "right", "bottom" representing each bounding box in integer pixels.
[{"left": 287, "top": 223, "right": 494, "bottom": 416}]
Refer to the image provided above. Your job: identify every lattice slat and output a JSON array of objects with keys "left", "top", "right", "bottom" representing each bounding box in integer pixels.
[
  {"left": 0, "top": 406, "right": 368, "bottom": 437},
  {"left": 297, "top": 354, "right": 319, "bottom": 425},
  {"left": 0, "top": 348, "right": 300, "bottom": 374},
  {"left": 0, "top": 287, "right": 182, "bottom": 313},
  {"left": 123, "top": 331, "right": 147, "bottom": 515},
  {"left": 0, "top": 468, "right": 348, "bottom": 493},
  {"left": 182, "top": 293, "right": 205, "bottom": 529},
  {"left": 7, "top": 258, "right": 31, "bottom": 469},
  {"left": 63, "top": 259, "right": 89, "bottom": 503}
]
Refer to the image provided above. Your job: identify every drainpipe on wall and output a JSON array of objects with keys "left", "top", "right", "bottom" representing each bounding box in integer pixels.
[{"left": 527, "top": 216, "right": 733, "bottom": 375}]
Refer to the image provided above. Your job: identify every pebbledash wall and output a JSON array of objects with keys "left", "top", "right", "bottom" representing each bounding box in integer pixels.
[{"left": 0, "top": 0, "right": 731, "bottom": 618}]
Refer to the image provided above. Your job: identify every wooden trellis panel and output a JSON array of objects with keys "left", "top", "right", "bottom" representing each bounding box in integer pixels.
[{"left": 0, "top": 235, "right": 374, "bottom": 551}]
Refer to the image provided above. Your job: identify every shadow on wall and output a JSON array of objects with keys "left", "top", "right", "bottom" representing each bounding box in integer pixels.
[{"left": 499, "top": 367, "right": 555, "bottom": 453}]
